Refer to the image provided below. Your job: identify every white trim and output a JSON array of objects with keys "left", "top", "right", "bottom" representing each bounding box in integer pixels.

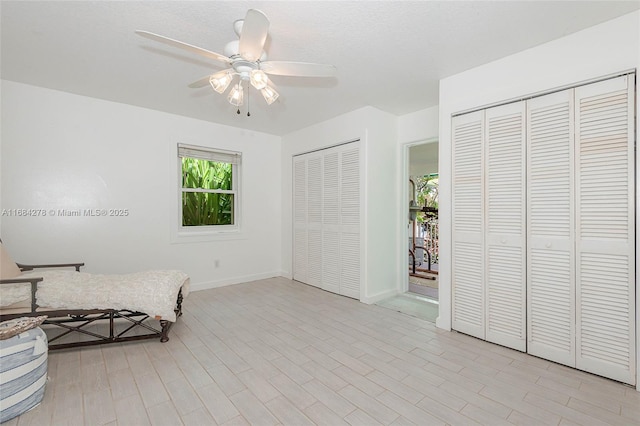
[
  {"left": 182, "top": 188, "right": 235, "bottom": 195},
  {"left": 359, "top": 134, "right": 367, "bottom": 302},
  {"left": 171, "top": 229, "right": 247, "bottom": 244},
  {"left": 292, "top": 138, "right": 361, "bottom": 158},
  {"left": 361, "top": 288, "right": 398, "bottom": 305},
  {"left": 279, "top": 270, "right": 292, "bottom": 279},
  {"left": 635, "top": 65, "right": 639, "bottom": 391},
  {"left": 170, "top": 142, "right": 244, "bottom": 243},
  {"left": 178, "top": 143, "right": 241, "bottom": 164},
  {"left": 189, "top": 271, "right": 282, "bottom": 292}
]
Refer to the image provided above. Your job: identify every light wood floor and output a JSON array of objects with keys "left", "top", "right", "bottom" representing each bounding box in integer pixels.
[{"left": 7, "top": 277, "right": 640, "bottom": 425}]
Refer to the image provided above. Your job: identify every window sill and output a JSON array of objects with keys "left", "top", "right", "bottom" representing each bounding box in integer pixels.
[{"left": 170, "top": 228, "right": 247, "bottom": 244}]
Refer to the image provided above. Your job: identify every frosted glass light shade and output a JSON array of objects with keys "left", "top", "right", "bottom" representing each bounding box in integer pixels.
[
  {"left": 261, "top": 85, "right": 279, "bottom": 105},
  {"left": 250, "top": 70, "right": 268, "bottom": 90},
  {"left": 209, "top": 70, "right": 232, "bottom": 94},
  {"left": 227, "top": 83, "right": 244, "bottom": 106}
]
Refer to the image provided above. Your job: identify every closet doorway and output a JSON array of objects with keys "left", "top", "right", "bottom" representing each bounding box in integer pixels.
[{"left": 292, "top": 141, "right": 361, "bottom": 299}]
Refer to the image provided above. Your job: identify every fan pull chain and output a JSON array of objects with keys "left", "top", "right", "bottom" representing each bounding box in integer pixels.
[{"left": 247, "top": 79, "right": 251, "bottom": 117}]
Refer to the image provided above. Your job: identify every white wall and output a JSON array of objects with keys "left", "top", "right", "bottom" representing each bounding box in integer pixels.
[
  {"left": 397, "top": 106, "right": 439, "bottom": 146},
  {"left": 438, "top": 11, "right": 640, "bottom": 386},
  {"left": 280, "top": 106, "right": 398, "bottom": 303},
  {"left": 1, "top": 81, "right": 282, "bottom": 290}
]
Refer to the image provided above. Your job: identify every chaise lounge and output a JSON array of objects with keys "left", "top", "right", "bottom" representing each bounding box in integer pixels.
[{"left": 0, "top": 242, "right": 188, "bottom": 350}]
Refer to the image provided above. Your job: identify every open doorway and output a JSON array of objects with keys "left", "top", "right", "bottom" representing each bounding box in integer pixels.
[
  {"left": 376, "top": 140, "right": 439, "bottom": 323},
  {"left": 408, "top": 142, "right": 439, "bottom": 301}
]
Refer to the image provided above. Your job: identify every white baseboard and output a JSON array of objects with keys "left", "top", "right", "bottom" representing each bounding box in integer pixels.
[
  {"left": 360, "top": 288, "right": 398, "bottom": 304},
  {"left": 280, "top": 270, "right": 292, "bottom": 279},
  {"left": 435, "top": 316, "right": 450, "bottom": 331},
  {"left": 190, "top": 271, "right": 282, "bottom": 292}
]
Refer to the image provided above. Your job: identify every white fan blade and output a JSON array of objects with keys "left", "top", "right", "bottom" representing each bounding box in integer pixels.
[
  {"left": 136, "top": 30, "right": 230, "bottom": 64},
  {"left": 188, "top": 75, "right": 213, "bottom": 88},
  {"left": 261, "top": 61, "right": 337, "bottom": 77},
  {"left": 238, "top": 9, "right": 269, "bottom": 62}
]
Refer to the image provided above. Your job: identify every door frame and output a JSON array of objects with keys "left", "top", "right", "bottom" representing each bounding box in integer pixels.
[{"left": 399, "top": 137, "right": 439, "bottom": 295}]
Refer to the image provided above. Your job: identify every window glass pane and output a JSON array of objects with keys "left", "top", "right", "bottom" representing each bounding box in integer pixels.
[
  {"left": 182, "top": 192, "right": 234, "bottom": 226},
  {"left": 182, "top": 157, "right": 232, "bottom": 190}
]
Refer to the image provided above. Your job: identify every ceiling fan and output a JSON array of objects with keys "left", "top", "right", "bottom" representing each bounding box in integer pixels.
[{"left": 136, "top": 9, "right": 336, "bottom": 113}]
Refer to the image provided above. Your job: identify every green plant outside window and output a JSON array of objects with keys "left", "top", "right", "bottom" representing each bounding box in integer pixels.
[{"left": 181, "top": 157, "right": 234, "bottom": 226}]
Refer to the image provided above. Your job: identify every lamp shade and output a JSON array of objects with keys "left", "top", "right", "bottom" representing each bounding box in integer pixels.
[
  {"left": 227, "top": 82, "right": 244, "bottom": 106},
  {"left": 261, "top": 85, "right": 279, "bottom": 105},
  {"left": 209, "top": 70, "right": 233, "bottom": 94},
  {"left": 250, "top": 70, "right": 269, "bottom": 90}
]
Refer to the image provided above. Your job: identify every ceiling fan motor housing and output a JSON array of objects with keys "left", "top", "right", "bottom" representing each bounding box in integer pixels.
[
  {"left": 232, "top": 59, "right": 259, "bottom": 80},
  {"left": 224, "top": 40, "right": 267, "bottom": 62}
]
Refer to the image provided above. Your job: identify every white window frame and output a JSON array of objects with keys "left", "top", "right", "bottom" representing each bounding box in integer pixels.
[{"left": 173, "top": 143, "right": 243, "bottom": 242}]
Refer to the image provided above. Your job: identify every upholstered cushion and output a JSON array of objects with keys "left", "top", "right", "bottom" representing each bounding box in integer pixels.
[
  {"left": 0, "top": 299, "right": 32, "bottom": 312},
  {"left": 0, "top": 243, "right": 22, "bottom": 280}
]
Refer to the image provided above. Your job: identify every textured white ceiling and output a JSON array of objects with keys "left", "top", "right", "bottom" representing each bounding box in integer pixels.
[{"left": 2, "top": 1, "right": 638, "bottom": 136}]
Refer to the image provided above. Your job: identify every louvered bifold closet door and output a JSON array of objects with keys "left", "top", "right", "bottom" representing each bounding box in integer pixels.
[
  {"left": 307, "top": 155, "right": 324, "bottom": 288},
  {"left": 485, "top": 102, "right": 527, "bottom": 351},
  {"left": 575, "top": 75, "right": 635, "bottom": 385},
  {"left": 322, "top": 151, "right": 340, "bottom": 294},
  {"left": 452, "top": 111, "right": 485, "bottom": 339},
  {"left": 339, "top": 145, "right": 361, "bottom": 299},
  {"left": 293, "top": 142, "right": 361, "bottom": 298},
  {"left": 526, "top": 89, "right": 576, "bottom": 366},
  {"left": 293, "top": 157, "right": 308, "bottom": 283}
]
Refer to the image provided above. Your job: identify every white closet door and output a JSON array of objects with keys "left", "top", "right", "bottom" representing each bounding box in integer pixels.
[
  {"left": 307, "top": 155, "right": 323, "bottom": 288},
  {"left": 452, "top": 111, "right": 485, "bottom": 339},
  {"left": 339, "top": 146, "right": 361, "bottom": 299},
  {"left": 527, "top": 89, "right": 576, "bottom": 365},
  {"left": 575, "top": 75, "right": 635, "bottom": 385},
  {"left": 293, "top": 158, "right": 308, "bottom": 283},
  {"left": 485, "top": 102, "right": 527, "bottom": 351},
  {"left": 292, "top": 142, "right": 361, "bottom": 299},
  {"left": 322, "top": 151, "right": 341, "bottom": 294}
]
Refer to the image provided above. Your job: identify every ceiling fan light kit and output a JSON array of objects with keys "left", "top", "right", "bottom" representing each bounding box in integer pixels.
[
  {"left": 250, "top": 70, "right": 268, "bottom": 90},
  {"left": 209, "top": 68, "right": 275, "bottom": 105},
  {"left": 209, "top": 70, "right": 233, "bottom": 93},
  {"left": 227, "top": 82, "right": 244, "bottom": 107},
  {"left": 136, "top": 9, "right": 336, "bottom": 115},
  {"left": 261, "top": 85, "right": 279, "bottom": 105}
]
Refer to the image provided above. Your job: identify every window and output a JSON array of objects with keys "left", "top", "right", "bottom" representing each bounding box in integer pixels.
[{"left": 178, "top": 144, "right": 241, "bottom": 230}]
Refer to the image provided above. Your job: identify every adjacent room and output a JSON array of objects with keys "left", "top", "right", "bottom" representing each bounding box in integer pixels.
[
  {"left": 1, "top": 1, "right": 639, "bottom": 425},
  {"left": 377, "top": 141, "right": 440, "bottom": 322}
]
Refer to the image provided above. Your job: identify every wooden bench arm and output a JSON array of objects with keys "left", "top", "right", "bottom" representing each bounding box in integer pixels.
[
  {"left": 0, "top": 276, "right": 43, "bottom": 312},
  {"left": 0, "top": 277, "right": 44, "bottom": 285},
  {"left": 17, "top": 262, "right": 84, "bottom": 272}
]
